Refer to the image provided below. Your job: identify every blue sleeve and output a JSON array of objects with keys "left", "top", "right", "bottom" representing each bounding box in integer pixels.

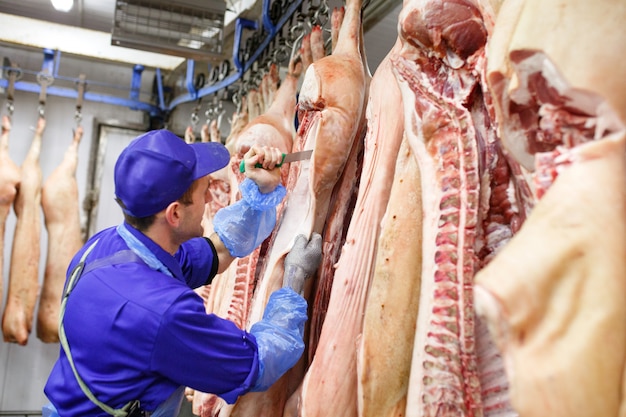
[
  {"left": 151, "top": 291, "right": 259, "bottom": 404},
  {"left": 175, "top": 237, "right": 219, "bottom": 289},
  {"left": 249, "top": 288, "right": 307, "bottom": 391},
  {"left": 213, "top": 178, "right": 286, "bottom": 258}
]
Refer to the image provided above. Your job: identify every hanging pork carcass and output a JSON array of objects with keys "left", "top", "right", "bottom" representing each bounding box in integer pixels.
[
  {"left": 306, "top": 2, "right": 368, "bottom": 364},
  {"left": 37, "top": 126, "right": 85, "bottom": 343},
  {"left": 355, "top": 35, "right": 419, "bottom": 417},
  {"left": 474, "top": 0, "right": 626, "bottom": 416},
  {"left": 2, "top": 117, "right": 45, "bottom": 345},
  {"left": 0, "top": 116, "right": 21, "bottom": 316},
  {"left": 226, "top": 11, "right": 367, "bottom": 413},
  {"left": 389, "top": 0, "right": 523, "bottom": 414},
  {"left": 280, "top": 0, "right": 375, "bottom": 414},
  {"left": 192, "top": 30, "right": 325, "bottom": 417}
]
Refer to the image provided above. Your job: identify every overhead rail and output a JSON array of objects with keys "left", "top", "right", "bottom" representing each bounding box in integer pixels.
[
  {"left": 0, "top": 48, "right": 160, "bottom": 115},
  {"left": 0, "top": 0, "right": 329, "bottom": 118}
]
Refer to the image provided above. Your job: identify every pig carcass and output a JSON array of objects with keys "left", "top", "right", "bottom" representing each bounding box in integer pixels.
[
  {"left": 475, "top": 0, "right": 626, "bottom": 416},
  {"left": 38, "top": 126, "right": 85, "bottom": 343},
  {"left": 2, "top": 117, "right": 45, "bottom": 345},
  {"left": 0, "top": 116, "right": 21, "bottom": 314},
  {"left": 391, "top": 0, "right": 519, "bottom": 415},
  {"left": 281, "top": 0, "right": 371, "bottom": 415},
  {"left": 193, "top": 32, "right": 321, "bottom": 417}
]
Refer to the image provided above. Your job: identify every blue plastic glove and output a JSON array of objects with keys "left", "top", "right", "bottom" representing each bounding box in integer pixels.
[
  {"left": 213, "top": 178, "right": 286, "bottom": 257},
  {"left": 249, "top": 288, "right": 307, "bottom": 392}
]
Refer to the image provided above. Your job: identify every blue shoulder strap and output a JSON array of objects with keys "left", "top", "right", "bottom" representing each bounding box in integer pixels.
[{"left": 59, "top": 241, "right": 147, "bottom": 417}]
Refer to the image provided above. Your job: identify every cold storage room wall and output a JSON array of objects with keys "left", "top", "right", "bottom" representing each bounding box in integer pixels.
[{"left": 0, "top": 44, "right": 153, "bottom": 412}]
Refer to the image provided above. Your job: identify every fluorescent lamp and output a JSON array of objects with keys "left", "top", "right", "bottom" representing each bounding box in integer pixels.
[{"left": 51, "top": 0, "right": 73, "bottom": 12}]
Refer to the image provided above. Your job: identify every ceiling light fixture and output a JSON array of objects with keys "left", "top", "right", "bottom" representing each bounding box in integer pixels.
[{"left": 51, "top": 0, "right": 74, "bottom": 12}]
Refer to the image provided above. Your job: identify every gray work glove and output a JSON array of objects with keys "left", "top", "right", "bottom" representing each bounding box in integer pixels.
[{"left": 283, "top": 233, "right": 323, "bottom": 295}]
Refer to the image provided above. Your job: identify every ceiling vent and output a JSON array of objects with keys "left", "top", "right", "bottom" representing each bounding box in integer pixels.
[{"left": 112, "top": 0, "right": 226, "bottom": 61}]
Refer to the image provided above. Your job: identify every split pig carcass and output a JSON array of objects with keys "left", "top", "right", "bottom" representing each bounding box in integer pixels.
[
  {"left": 391, "top": 0, "right": 521, "bottom": 415},
  {"left": 192, "top": 30, "right": 326, "bottom": 417},
  {"left": 0, "top": 116, "right": 21, "bottom": 315},
  {"left": 38, "top": 126, "right": 85, "bottom": 343},
  {"left": 2, "top": 117, "right": 45, "bottom": 345},
  {"left": 228, "top": 3, "right": 369, "bottom": 412},
  {"left": 354, "top": 34, "right": 417, "bottom": 417},
  {"left": 474, "top": 0, "right": 626, "bottom": 416}
]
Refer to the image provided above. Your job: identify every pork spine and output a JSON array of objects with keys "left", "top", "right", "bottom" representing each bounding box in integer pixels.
[{"left": 392, "top": 0, "right": 511, "bottom": 415}]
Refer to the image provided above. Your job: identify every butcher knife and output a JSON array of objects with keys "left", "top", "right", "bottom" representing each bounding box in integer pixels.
[{"left": 239, "top": 149, "right": 313, "bottom": 173}]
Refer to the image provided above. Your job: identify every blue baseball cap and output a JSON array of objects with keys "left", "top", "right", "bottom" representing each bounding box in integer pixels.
[{"left": 114, "top": 129, "right": 230, "bottom": 218}]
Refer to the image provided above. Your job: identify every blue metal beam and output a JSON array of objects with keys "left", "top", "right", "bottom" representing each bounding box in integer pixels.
[{"left": 0, "top": 78, "right": 162, "bottom": 115}]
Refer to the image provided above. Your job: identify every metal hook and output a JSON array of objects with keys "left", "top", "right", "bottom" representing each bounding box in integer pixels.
[
  {"left": 289, "top": 27, "right": 306, "bottom": 66},
  {"left": 74, "top": 109, "right": 83, "bottom": 127},
  {"left": 288, "top": 17, "right": 307, "bottom": 46},
  {"left": 232, "top": 90, "right": 242, "bottom": 113},
  {"left": 216, "top": 100, "right": 225, "bottom": 129},
  {"left": 36, "top": 72, "right": 54, "bottom": 87},
  {"left": 190, "top": 108, "right": 200, "bottom": 127},
  {"left": 312, "top": 1, "right": 329, "bottom": 27},
  {"left": 204, "top": 107, "right": 214, "bottom": 124},
  {"left": 274, "top": 44, "right": 290, "bottom": 64}
]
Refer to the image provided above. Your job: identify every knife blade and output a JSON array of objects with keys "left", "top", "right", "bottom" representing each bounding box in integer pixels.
[{"left": 239, "top": 150, "right": 313, "bottom": 173}]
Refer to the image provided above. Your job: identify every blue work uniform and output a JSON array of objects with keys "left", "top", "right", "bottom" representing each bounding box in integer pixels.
[{"left": 44, "top": 222, "right": 260, "bottom": 416}]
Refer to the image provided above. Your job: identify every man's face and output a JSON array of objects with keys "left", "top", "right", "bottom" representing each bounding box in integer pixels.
[{"left": 179, "top": 175, "right": 211, "bottom": 240}]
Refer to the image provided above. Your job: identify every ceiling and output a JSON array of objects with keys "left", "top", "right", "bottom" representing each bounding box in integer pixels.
[{"left": 0, "top": 0, "right": 402, "bottom": 71}]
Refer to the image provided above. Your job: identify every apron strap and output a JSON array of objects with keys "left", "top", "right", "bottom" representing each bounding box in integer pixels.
[{"left": 59, "top": 242, "right": 147, "bottom": 417}]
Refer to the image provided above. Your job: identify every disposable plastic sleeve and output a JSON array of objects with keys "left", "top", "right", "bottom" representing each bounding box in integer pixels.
[
  {"left": 249, "top": 288, "right": 307, "bottom": 392},
  {"left": 213, "top": 178, "right": 286, "bottom": 258}
]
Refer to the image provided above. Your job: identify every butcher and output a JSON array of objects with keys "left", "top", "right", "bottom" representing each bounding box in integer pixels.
[{"left": 43, "top": 129, "right": 322, "bottom": 417}]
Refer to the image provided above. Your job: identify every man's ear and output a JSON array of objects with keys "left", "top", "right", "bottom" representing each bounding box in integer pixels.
[{"left": 164, "top": 201, "right": 181, "bottom": 227}]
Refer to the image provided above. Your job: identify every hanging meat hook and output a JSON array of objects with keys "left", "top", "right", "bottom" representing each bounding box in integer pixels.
[
  {"left": 269, "top": 0, "right": 283, "bottom": 25},
  {"left": 3, "top": 61, "right": 22, "bottom": 117},
  {"left": 36, "top": 70, "right": 54, "bottom": 119},
  {"left": 74, "top": 74, "right": 87, "bottom": 129},
  {"left": 232, "top": 88, "right": 243, "bottom": 114},
  {"left": 204, "top": 106, "right": 215, "bottom": 125},
  {"left": 311, "top": 0, "right": 330, "bottom": 28},
  {"left": 189, "top": 97, "right": 203, "bottom": 136},
  {"left": 215, "top": 99, "right": 225, "bottom": 130},
  {"left": 288, "top": 22, "right": 306, "bottom": 66},
  {"left": 273, "top": 39, "right": 290, "bottom": 65},
  {"left": 288, "top": 15, "right": 308, "bottom": 47}
]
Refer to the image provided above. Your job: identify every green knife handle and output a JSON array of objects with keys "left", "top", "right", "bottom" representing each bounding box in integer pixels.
[{"left": 239, "top": 153, "right": 286, "bottom": 173}]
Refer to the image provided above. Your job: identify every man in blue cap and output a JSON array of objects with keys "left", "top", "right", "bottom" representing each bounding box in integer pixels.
[{"left": 43, "top": 129, "right": 322, "bottom": 417}]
